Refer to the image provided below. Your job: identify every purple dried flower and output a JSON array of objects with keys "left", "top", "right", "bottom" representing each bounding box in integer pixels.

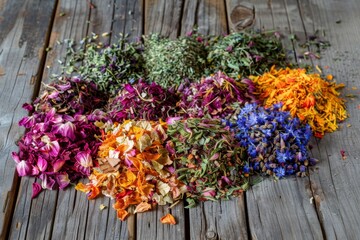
[
  {"left": 107, "top": 80, "right": 179, "bottom": 122},
  {"left": 12, "top": 77, "right": 109, "bottom": 195},
  {"left": 178, "top": 71, "right": 258, "bottom": 119}
]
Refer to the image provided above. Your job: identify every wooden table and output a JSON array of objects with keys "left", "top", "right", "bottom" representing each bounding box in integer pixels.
[{"left": 1, "top": 0, "right": 360, "bottom": 239}]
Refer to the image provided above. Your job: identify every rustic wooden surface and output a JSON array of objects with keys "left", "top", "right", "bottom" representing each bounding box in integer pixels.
[{"left": 1, "top": 0, "right": 360, "bottom": 239}]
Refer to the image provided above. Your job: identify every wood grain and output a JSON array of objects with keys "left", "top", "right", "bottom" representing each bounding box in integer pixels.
[
  {"left": 298, "top": 0, "right": 360, "bottom": 238},
  {"left": 181, "top": 0, "right": 228, "bottom": 36},
  {"left": 145, "top": 0, "right": 184, "bottom": 39},
  {"left": 0, "top": 0, "right": 57, "bottom": 239}
]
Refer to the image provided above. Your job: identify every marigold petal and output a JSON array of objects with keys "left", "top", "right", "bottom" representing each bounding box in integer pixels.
[{"left": 160, "top": 213, "right": 176, "bottom": 225}]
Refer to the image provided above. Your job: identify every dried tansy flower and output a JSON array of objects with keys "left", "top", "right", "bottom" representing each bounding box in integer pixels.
[
  {"left": 13, "top": 77, "right": 108, "bottom": 197},
  {"left": 167, "top": 118, "right": 248, "bottom": 208},
  {"left": 226, "top": 103, "right": 317, "bottom": 178},
  {"left": 252, "top": 67, "right": 347, "bottom": 137},
  {"left": 206, "top": 31, "right": 287, "bottom": 78},
  {"left": 107, "top": 80, "right": 179, "bottom": 122},
  {"left": 76, "top": 120, "right": 186, "bottom": 221},
  {"left": 143, "top": 34, "right": 207, "bottom": 88},
  {"left": 177, "top": 71, "right": 258, "bottom": 119}
]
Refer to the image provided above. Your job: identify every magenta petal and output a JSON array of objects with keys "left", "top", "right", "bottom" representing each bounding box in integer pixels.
[
  {"left": 53, "top": 159, "right": 66, "bottom": 172},
  {"left": 16, "top": 160, "right": 32, "bottom": 176},
  {"left": 32, "top": 182, "right": 42, "bottom": 199},
  {"left": 22, "top": 103, "right": 34, "bottom": 111},
  {"left": 32, "top": 166, "right": 40, "bottom": 176},
  {"left": 55, "top": 173, "right": 70, "bottom": 189},
  {"left": 37, "top": 156, "right": 48, "bottom": 172},
  {"left": 124, "top": 84, "right": 135, "bottom": 93},
  {"left": 166, "top": 117, "right": 182, "bottom": 125},
  {"left": 19, "top": 116, "right": 36, "bottom": 128},
  {"left": 41, "top": 140, "right": 60, "bottom": 157},
  {"left": 52, "top": 122, "right": 76, "bottom": 141},
  {"left": 40, "top": 174, "right": 56, "bottom": 190},
  {"left": 202, "top": 189, "right": 216, "bottom": 197},
  {"left": 11, "top": 152, "right": 21, "bottom": 164},
  {"left": 75, "top": 151, "right": 93, "bottom": 168}
]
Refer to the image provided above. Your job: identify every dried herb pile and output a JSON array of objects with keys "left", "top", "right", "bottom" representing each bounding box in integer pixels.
[
  {"left": 206, "top": 31, "right": 287, "bottom": 78},
  {"left": 252, "top": 66, "right": 347, "bottom": 137},
  {"left": 226, "top": 103, "right": 316, "bottom": 178},
  {"left": 76, "top": 120, "right": 186, "bottom": 220},
  {"left": 178, "top": 71, "right": 258, "bottom": 119},
  {"left": 13, "top": 77, "right": 108, "bottom": 197},
  {"left": 167, "top": 118, "right": 248, "bottom": 207},
  {"left": 143, "top": 34, "right": 207, "bottom": 88},
  {"left": 107, "top": 80, "right": 179, "bottom": 122},
  {"left": 64, "top": 36, "right": 145, "bottom": 96}
]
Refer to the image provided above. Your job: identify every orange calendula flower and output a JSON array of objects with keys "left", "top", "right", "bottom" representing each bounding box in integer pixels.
[
  {"left": 160, "top": 213, "right": 176, "bottom": 225},
  {"left": 76, "top": 120, "right": 186, "bottom": 221},
  {"left": 251, "top": 66, "right": 348, "bottom": 137}
]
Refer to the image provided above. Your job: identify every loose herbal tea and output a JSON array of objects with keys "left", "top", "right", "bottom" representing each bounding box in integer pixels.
[
  {"left": 107, "top": 80, "right": 179, "bottom": 122},
  {"left": 177, "top": 71, "right": 258, "bottom": 119},
  {"left": 13, "top": 77, "right": 108, "bottom": 197},
  {"left": 226, "top": 103, "right": 317, "bottom": 178},
  {"left": 206, "top": 31, "right": 287, "bottom": 78},
  {"left": 76, "top": 120, "right": 186, "bottom": 221},
  {"left": 64, "top": 35, "right": 145, "bottom": 96},
  {"left": 143, "top": 34, "right": 207, "bottom": 88},
  {"left": 167, "top": 118, "right": 248, "bottom": 208},
  {"left": 252, "top": 66, "right": 347, "bottom": 137}
]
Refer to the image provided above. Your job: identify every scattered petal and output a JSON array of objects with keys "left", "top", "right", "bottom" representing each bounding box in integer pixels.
[{"left": 160, "top": 213, "right": 176, "bottom": 225}]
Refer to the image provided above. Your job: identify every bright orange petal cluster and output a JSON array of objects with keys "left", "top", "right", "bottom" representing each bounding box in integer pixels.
[
  {"left": 76, "top": 120, "right": 186, "bottom": 221},
  {"left": 251, "top": 66, "right": 347, "bottom": 137}
]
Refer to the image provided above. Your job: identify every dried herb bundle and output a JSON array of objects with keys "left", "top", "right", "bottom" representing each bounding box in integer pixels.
[
  {"left": 206, "top": 31, "right": 287, "bottom": 78},
  {"left": 143, "top": 34, "right": 207, "bottom": 88},
  {"left": 167, "top": 118, "right": 248, "bottom": 208}
]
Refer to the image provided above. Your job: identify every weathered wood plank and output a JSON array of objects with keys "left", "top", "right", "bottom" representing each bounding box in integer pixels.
[
  {"left": 181, "top": 1, "right": 249, "bottom": 239},
  {"left": 181, "top": 0, "right": 228, "bottom": 36},
  {"left": 145, "top": 0, "right": 184, "bottom": 39},
  {"left": 189, "top": 199, "right": 248, "bottom": 240},
  {"left": 0, "top": 0, "right": 57, "bottom": 239},
  {"left": 298, "top": 0, "right": 360, "bottom": 238},
  {"left": 111, "top": 0, "right": 144, "bottom": 43}
]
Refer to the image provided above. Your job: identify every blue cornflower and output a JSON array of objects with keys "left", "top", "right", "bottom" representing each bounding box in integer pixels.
[
  {"left": 276, "top": 150, "right": 292, "bottom": 164},
  {"left": 227, "top": 103, "right": 316, "bottom": 179},
  {"left": 241, "top": 103, "right": 255, "bottom": 115},
  {"left": 274, "top": 167, "right": 285, "bottom": 178}
]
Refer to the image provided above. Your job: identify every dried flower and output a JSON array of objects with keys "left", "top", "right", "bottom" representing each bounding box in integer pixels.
[
  {"left": 76, "top": 120, "right": 186, "bottom": 221},
  {"left": 227, "top": 103, "right": 317, "bottom": 178},
  {"left": 107, "top": 80, "right": 179, "bottom": 122},
  {"left": 252, "top": 67, "right": 347, "bottom": 137},
  {"left": 160, "top": 213, "right": 176, "bottom": 225},
  {"left": 12, "top": 77, "right": 108, "bottom": 196},
  {"left": 177, "top": 71, "right": 258, "bottom": 119}
]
